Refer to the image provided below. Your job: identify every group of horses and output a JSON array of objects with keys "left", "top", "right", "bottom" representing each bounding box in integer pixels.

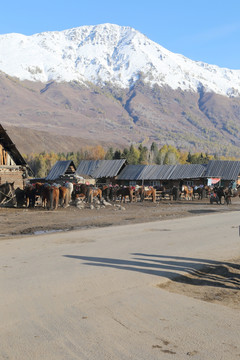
[
  {"left": 209, "top": 185, "right": 240, "bottom": 205},
  {"left": 14, "top": 182, "right": 74, "bottom": 210},
  {"left": 72, "top": 184, "right": 157, "bottom": 203},
  {"left": 1, "top": 181, "right": 240, "bottom": 209},
  {"left": 180, "top": 184, "right": 240, "bottom": 204}
]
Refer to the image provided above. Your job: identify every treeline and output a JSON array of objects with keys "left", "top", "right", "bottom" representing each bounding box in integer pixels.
[{"left": 23, "top": 142, "right": 238, "bottom": 178}]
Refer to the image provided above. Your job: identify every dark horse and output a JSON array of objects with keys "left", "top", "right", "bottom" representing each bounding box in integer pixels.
[
  {"left": 24, "top": 183, "right": 37, "bottom": 208},
  {"left": 101, "top": 185, "right": 118, "bottom": 202},
  {"left": 0, "top": 182, "right": 16, "bottom": 206},
  {"left": 116, "top": 186, "right": 133, "bottom": 203},
  {"left": 213, "top": 186, "right": 228, "bottom": 205},
  {"left": 193, "top": 186, "right": 205, "bottom": 200},
  {"left": 34, "top": 183, "right": 59, "bottom": 210}
]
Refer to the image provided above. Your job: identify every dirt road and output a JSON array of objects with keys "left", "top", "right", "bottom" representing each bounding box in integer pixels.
[
  {"left": 1, "top": 209, "right": 240, "bottom": 359},
  {"left": 1, "top": 198, "right": 240, "bottom": 237}
]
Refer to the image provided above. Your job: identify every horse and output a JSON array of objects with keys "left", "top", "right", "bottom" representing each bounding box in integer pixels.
[
  {"left": 133, "top": 185, "right": 143, "bottom": 202},
  {"left": 204, "top": 185, "right": 213, "bottom": 198},
  {"left": 230, "top": 186, "right": 240, "bottom": 199},
  {"left": 102, "top": 185, "right": 119, "bottom": 202},
  {"left": 34, "top": 182, "right": 51, "bottom": 208},
  {"left": 138, "top": 186, "right": 156, "bottom": 203},
  {"left": 223, "top": 188, "right": 232, "bottom": 205},
  {"left": 213, "top": 186, "right": 228, "bottom": 205},
  {"left": 0, "top": 182, "right": 16, "bottom": 206},
  {"left": 116, "top": 186, "right": 133, "bottom": 203},
  {"left": 49, "top": 185, "right": 60, "bottom": 210},
  {"left": 15, "top": 187, "right": 26, "bottom": 207},
  {"left": 64, "top": 182, "right": 74, "bottom": 200},
  {"left": 193, "top": 186, "right": 205, "bottom": 200},
  {"left": 171, "top": 186, "right": 180, "bottom": 201},
  {"left": 59, "top": 186, "right": 70, "bottom": 207},
  {"left": 24, "top": 183, "right": 37, "bottom": 208},
  {"left": 34, "top": 183, "right": 59, "bottom": 210},
  {"left": 181, "top": 185, "right": 193, "bottom": 200},
  {"left": 101, "top": 185, "right": 115, "bottom": 202},
  {"left": 88, "top": 187, "right": 102, "bottom": 202},
  {"left": 73, "top": 184, "right": 91, "bottom": 202},
  {"left": 223, "top": 186, "right": 240, "bottom": 205}
]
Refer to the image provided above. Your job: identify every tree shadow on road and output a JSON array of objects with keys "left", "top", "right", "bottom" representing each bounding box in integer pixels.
[{"left": 63, "top": 253, "right": 240, "bottom": 290}]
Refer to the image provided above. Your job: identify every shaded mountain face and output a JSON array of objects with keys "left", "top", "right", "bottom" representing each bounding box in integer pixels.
[
  {"left": 1, "top": 73, "right": 240, "bottom": 156},
  {"left": 0, "top": 24, "right": 240, "bottom": 156}
]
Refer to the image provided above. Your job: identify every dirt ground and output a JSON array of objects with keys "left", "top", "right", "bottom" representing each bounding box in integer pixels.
[
  {"left": 158, "top": 258, "right": 240, "bottom": 310},
  {"left": 1, "top": 197, "right": 240, "bottom": 310},
  {"left": 1, "top": 197, "right": 240, "bottom": 238}
]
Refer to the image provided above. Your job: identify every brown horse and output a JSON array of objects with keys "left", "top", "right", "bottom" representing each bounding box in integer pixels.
[
  {"left": 34, "top": 183, "right": 51, "bottom": 208},
  {"left": 59, "top": 186, "right": 70, "bottom": 207},
  {"left": 24, "top": 183, "right": 37, "bottom": 208},
  {"left": 144, "top": 187, "right": 156, "bottom": 202},
  {"left": 137, "top": 186, "right": 156, "bottom": 203},
  {"left": 37, "top": 183, "right": 59, "bottom": 210},
  {"left": 181, "top": 185, "right": 193, "bottom": 200},
  {"left": 89, "top": 187, "right": 102, "bottom": 201},
  {"left": 49, "top": 186, "right": 60, "bottom": 210}
]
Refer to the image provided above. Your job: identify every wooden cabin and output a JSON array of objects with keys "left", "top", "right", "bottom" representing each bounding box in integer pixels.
[{"left": 0, "top": 125, "right": 32, "bottom": 189}]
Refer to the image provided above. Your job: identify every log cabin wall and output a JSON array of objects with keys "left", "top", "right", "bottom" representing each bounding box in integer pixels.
[
  {"left": 0, "top": 144, "right": 7, "bottom": 165},
  {"left": 0, "top": 142, "right": 25, "bottom": 189},
  {"left": 0, "top": 167, "right": 24, "bottom": 189}
]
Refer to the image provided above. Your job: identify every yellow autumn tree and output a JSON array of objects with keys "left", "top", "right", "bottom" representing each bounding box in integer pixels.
[{"left": 89, "top": 145, "right": 106, "bottom": 160}]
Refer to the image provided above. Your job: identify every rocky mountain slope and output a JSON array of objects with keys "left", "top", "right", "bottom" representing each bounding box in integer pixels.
[{"left": 0, "top": 24, "right": 240, "bottom": 156}]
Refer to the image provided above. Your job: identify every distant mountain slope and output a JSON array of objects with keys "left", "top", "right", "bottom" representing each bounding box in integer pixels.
[{"left": 1, "top": 73, "right": 240, "bottom": 157}]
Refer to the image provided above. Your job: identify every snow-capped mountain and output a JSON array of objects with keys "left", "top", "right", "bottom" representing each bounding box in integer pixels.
[{"left": 0, "top": 23, "right": 240, "bottom": 97}]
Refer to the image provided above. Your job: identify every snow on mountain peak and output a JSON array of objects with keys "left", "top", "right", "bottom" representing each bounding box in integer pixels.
[{"left": 0, "top": 23, "right": 240, "bottom": 97}]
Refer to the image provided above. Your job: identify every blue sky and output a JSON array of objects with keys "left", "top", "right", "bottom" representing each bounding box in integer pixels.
[{"left": 1, "top": 0, "right": 240, "bottom": 69}]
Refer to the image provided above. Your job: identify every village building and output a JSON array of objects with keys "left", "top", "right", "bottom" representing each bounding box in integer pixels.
[
  {"left": 204, "top": 160, "right": 240, "bottom": 188},
  {"left": 0, "top": 124, "right": 32, "bottom": 189},
  {"left": 45, "top": 159, "right": 240, "bottom": 191},
  {"left": 75, "top": 159, "right": 127, "bottom": 185},
  {"left": 45, "top": 160, "right": 95, "bottom": 185},
  {"left": 45, "top": 160, "right": 77, "bottom": 183},
  {"left": 116, "top": 163, "right": 206, "bottom": 188}
]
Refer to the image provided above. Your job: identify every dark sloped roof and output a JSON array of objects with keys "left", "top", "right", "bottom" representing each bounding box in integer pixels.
[
  {"left": 75, "top": 159, "right": 126, "bottom": 178},
  {"left": 116, "top": 164, "right": 146, "bottom": 180},
  {"left": 117, "top": 164, "right": 206, "bottom": 180},
  {"left": 117, "top": 164, "right": 175, "bottom": 180},
  {"left": 142, "top": 165, "right": 175, "bottom": 180},
  {"left": 168, "top": 164, "right": 206, "bottom": 180},
  {"left": 205, "top": 160, "right": 240, "bottom": 180},
  {"left": 45, "top": 160, "right": 76, "bottom": 181},
  {"left": 0, "top": 124, "right": 27, "bottom": 166}
]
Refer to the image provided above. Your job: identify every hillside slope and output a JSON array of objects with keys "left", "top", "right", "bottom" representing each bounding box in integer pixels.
[{"left": 1, "top": 74, "right": 240, "bottom": 156}]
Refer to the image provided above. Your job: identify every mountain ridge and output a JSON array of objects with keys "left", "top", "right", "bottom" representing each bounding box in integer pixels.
[
  {"left": 0, "top": 24, "right": 240, "bottom": 157},
  {"left": 0, "top": 23, "right": 240, "bottom": 97}
]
